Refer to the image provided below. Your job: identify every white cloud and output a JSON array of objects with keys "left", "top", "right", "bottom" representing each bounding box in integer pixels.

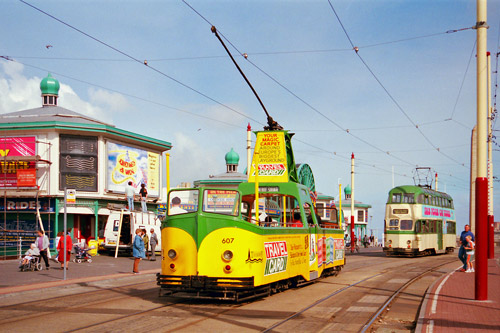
[
  {"left": 0, "top": 61, "right": 40, "bottom": 113},
  {"left": 0, "top": 61, "right": 129, "bottom": 125},
  {"left": 88, "top": 88, "right": 131, "bottom": 113},
  {"left": 169, "top": 131, "right": 219, "bottom": 187}
]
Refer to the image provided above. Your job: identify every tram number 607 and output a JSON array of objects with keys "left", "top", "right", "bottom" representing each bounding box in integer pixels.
[{"left": 222, "top": 238, "right": 234, "bottom": 244}]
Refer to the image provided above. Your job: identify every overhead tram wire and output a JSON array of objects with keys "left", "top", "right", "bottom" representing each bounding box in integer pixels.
[
  {"left": 181, "top": 0, "right": 423, "bottom": 169},
  {"left": 182, "top": 1, "right": 471, "bottom": 186},
  {"left": 0, "top": 56, "right": 243, "bottom": 129},
  {"left": 449, "top": 40, "right": 477, "bottom": 120},
  {"left": 18, "top": 0, "right": 265, "bottom": 128},
  {"left": 326, "top": 0, "right": 468, "bottom": 169}
]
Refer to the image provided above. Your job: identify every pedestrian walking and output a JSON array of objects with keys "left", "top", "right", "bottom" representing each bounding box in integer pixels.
[
  {"left": 57, "top": 232, "right": 73, "bottom": 270},
  {"left": 36, "top": 230, "right": 50, "bottom": 270},
  {"left": 125, "top": 181, "right": 135, "bottom": 211},
  {"left": 149, "top": 228, "right": 158, "bottom": 261},
  {"left": 142, "top": 228, "right": 150, "bottom": 260},
  {"left": 139, "top": 183, "right": 148, "bottom": 212},
  {"left": 458, "top": 224, "right": 474, "bottom": 272},
  {"left": 132, "top": 228, "right": 145, "bottom": 274}
]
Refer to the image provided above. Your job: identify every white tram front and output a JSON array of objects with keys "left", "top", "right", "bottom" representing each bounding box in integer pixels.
[{"left": 383, "top": 185, "right": 456, "bottom": 257}]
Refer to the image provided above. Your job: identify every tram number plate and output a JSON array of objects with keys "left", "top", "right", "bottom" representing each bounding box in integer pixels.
[
  {"left": 222, "top": 238, "right": 234, "bottom": 244},
  {"left": 393, "top": 209, "right": 408, "bottom": 214}
]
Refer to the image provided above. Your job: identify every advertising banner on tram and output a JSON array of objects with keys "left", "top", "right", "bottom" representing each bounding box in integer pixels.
[{"left": 248, "top": 131, "right": 289, "bottom": 183}]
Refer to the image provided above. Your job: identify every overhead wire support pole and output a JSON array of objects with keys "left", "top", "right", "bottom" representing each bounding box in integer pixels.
[
  {"left": 211, "top": 26, "right": 282, "bottom": 131},
  {"left": 474, "top": 0, "right": 489, "bottom": 301}
]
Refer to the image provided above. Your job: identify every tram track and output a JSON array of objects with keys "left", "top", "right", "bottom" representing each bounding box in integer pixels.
[
  {"left": 260, "top": 255, "right": 457, "bottom": 332},
  {"left": 0, "top": 279, "right": 159, "bottom": 325},
  {"left": 360, "top": 257, "right": 458, "bottom": 332}
]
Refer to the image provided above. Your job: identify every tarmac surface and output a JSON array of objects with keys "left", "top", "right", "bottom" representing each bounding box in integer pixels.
[
  {"left": 416, "top": 245, "right": 500, "bottom": 332},
  {"left": 0, "top": 251, "right": 161, "bottom": 294},
  {"left": 1, "top": 245, "right": 499, "bottom": 332}
]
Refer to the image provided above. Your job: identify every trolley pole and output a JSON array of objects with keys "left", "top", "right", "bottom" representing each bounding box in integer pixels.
[
  {"left": 474, "top": 0, "right": 488, "bottom": 301},
  {"left": 166, "top": 153, "right": 170, "bottom": 215},
  {"left": 351, "top": 153, "right": 355, "bottom": 253},
  {"left": 487, "top": 51, "right": 495, "bottom": 259},
  {"left": 247, "top": 123, "right": 252, "bottom": 181}
]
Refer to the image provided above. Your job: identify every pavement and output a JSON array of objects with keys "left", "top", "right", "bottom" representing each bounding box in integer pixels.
[
  {"left": 416, "top": 246, "right": 500, "bottom": 332},
  {"left": 0, "top": 251, "right": 161, "bottom": 295}
]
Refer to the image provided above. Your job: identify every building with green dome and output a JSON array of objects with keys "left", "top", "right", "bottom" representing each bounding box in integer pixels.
[
  {"left": 193, "top": 148, "right": 247, "bottom": 188},
  {"left": 0, "top": 74, "right": 172, "bottom": 259},
  {"left": 335, "top": 185, "right": 372, "bottom": 241}
]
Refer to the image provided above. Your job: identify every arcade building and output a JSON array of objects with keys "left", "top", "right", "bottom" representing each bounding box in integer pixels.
[{"left": 0, "top": 74, "right": 171, "bottom": 259}]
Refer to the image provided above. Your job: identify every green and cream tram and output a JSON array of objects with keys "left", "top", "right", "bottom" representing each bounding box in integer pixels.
[{"left": 383, "top": 185, "right": 456, "bottom": 257}]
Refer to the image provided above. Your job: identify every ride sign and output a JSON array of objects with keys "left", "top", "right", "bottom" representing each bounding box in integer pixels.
[{"left": 249, "top": 131, "right": 289, "bottom": 183}]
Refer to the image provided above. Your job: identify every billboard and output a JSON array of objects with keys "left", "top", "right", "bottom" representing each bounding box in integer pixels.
[
  {"left": 107, "top": 142, "right": 160, "bottom": 196},
  {"left": 248, "top": 131, "right": 289, "bottom": 183},
  {"left": 0, "top": 136, "right": 37, "bottom": 188}
]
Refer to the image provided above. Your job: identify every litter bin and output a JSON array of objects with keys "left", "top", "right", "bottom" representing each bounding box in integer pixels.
[{"left": 88, "top": 240, "right": 98, "bottom": 256}]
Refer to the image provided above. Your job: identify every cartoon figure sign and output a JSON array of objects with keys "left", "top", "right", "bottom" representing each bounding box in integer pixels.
[{"left": 107, "top": 142, "right": 159, "bottom": 196}]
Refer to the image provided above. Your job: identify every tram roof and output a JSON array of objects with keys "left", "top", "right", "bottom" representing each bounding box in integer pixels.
[{"left": 388, "top": 185, "right": 452, "bottom": 200}]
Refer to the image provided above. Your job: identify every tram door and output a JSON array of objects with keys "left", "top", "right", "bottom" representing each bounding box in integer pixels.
[{"left": 437, "top": 221, "right": 443, "bottom": 250}]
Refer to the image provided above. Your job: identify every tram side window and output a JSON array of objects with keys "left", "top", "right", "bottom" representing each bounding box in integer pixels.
[
  {"left": 424, "top": 196, "right": 429, "bottom": 205},
  {"left": 420, "top": 221, "right": 429, "bottom": 233},
  {"left": 446, "top": 221, "right": 456, "bottom": 234},
  {"left": 417, "top": 194, "right": 425, "bottom": 204},
  {"left": 392, "top": 193, "right": 402, "bottom": 203},
  {"left": 428, "top": 220, "right": 436, "bottom": 233},
  {"left": 304, "top": 203, "right": 315, "bottom": 226},
  {"left": 403, "top": 194, "right": 415, "bottom": 204},
  {"left": 400, "top": 220, "right": 413, "bottom": 230},
  {"left": 415, "top": 221, "right": 422, "bottom": 233}
]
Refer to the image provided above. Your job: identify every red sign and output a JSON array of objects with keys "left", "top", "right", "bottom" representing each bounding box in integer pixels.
[
  {"left": 264, "top": 241, "right": 288, "bottom": 259},
  {"left": 0, "top": 136, "right": 37, "bottom": 188},
  {"left": 16, "top": 169, "right": 37, "bottom": 187},
  {"left": 0, "top": 136, "right": 36, "bottom": 157}
]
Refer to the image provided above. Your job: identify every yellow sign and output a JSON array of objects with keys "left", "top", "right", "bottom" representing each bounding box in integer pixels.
[
  {"left": 147, "top": 152, "right": 159, "bottom": 191},
  {"left": 248, "top": 131, "right": 288, "bottom": 183},
  {"left": 66, "top": 189, "right": 76, "bottom": 204}
]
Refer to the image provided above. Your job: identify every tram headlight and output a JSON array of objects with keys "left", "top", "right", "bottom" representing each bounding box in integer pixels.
[
  {"left": 167, "top": 249, "right": 177, "bottom": 259},
  {"left": 407, "top": 240, "right": 411, "bottom": 245},
  {"left": 222, "top": 250, "right": 233, "bottom": 262},
  {"left": 388, "top": 240, "right": 392, "bottom": 244}
]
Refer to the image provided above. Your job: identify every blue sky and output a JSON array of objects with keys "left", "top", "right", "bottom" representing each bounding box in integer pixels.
[{"left": 1, "top": 0, "right": 500, "bottom": 238}]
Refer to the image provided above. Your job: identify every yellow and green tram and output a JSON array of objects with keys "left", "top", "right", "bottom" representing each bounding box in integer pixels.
[
  {"left": 383, "top": 185, "right": 456, "bottom": 257},
  {"left": 157, "top": 130, "right": 345, "bottom": 301}
]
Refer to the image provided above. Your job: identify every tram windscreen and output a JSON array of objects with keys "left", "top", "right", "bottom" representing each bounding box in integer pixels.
[
  {"left": 400, "top": 220, "right": 413, "bottom": 230},
  {"left": 168, "top": 189, "right": 198, "bottom": 215},
  {"left": 202, "top": 190, "right": 240, "bottom": 216}
]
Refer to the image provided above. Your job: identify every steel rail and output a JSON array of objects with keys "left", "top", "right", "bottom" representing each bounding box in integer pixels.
[
  {"left": 360, "top": 258, "right": 457, "bottom": 332},
  {"left": 262, "top": 272, "right": 384, "bottom": 333}
]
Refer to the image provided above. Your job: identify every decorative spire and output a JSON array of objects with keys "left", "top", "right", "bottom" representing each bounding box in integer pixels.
[{"left": 40, "top": 73, "right": 60, "bottom": 106}]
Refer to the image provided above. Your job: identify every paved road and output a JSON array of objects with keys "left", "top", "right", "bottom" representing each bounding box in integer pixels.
[
  {"left": 0, "top": 252, "right": 161, "bottom": 289},
  {"left": 0, "top": 247, "right": 459, "bottom": 332}
]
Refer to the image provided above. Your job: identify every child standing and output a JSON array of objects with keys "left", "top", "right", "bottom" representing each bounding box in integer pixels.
[{"left": 464, "top": 235, "right": 475, "bottom": 273}]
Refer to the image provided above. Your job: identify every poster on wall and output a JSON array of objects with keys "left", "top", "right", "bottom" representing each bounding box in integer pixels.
[
  {"left": 0, "top": 136, "right": 37, "bottom": 188},
  {"left": 107, "top": 142, "right": 160, "bottom": 196}
]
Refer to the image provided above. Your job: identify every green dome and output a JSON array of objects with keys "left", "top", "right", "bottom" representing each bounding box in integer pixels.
[
  {"left": 344, "top": 184, "right": 352, "bottom": 195},
  {"left": 40, "top": 73, "right": 60, "bottom": 96},
  {"left": 225, "top": 148, "right": 239, "bottom": 165}
]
